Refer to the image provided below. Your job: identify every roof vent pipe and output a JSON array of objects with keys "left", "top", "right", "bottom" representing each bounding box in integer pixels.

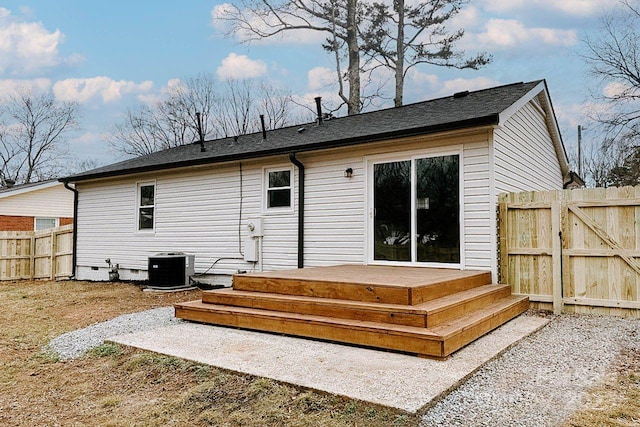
[
  {"left": 196, "top": 112, "right": 206, "bottom": 152},
  {"left": 260, "top": 114, "right": 267, "bottom": 141},
  {"left": 315, "top": 97, "right": 323, "bottom": 125}
]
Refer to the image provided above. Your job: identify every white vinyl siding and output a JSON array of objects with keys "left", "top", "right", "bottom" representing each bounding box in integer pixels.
[
  {"left": 304, "top": 155, "right": 365, "bottom": 267},
  {"left": 462, "top": 140, "right": 492, "bottom": 271},
  {"left": 493, "top": 98, "right": 563, "bottom": 194},
  {"left": 75, "top": 129, "right": 499, "bottom": 281},
  {"left": 75, "top": 161, "right": 298, "bottom": 281},
  {"left": 0, "top": 184, "right": 73, "bottom": 217}
]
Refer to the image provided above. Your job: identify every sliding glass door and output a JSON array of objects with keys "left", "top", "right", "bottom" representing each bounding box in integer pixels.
[{"left": 371, "top": 152, "right": 461, "bottom": 266}]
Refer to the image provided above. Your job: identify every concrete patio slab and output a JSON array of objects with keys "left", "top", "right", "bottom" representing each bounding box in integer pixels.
[{"left": 109, "top": 313, "right": 549, "bottom": 413}]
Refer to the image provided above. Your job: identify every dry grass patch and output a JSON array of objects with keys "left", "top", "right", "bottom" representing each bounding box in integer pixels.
[
  {"left": 0, "top": 280, "right": 418, "bottom": 426},
  {"left": 563, "top": 348, "right": 640, "bottom": 426}
]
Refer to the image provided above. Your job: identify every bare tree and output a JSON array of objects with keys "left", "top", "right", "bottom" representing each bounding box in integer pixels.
[
  {"left": 215, "top": 79, "right": 294, "bottom": 137},
  {"left": 218, "top": 0, "right": 363, "bottom": 115},
  {"left": 0, "top": 88, "right": 79, "bottom": 184},
  {"left": 108, "top": 75, "right": 294, "bottom": 157},
  {"left": 583, "top": 0, "right": 640, "bottom": 140},
  {"left": 361, "top": 0, "right": 491, "bottom": 107},
  {"left": 580, "top": 0, "right": 640, "bottom": 186},
  {"left": 259, "top": 81, "right": 293, "bottom": 129},
  {"left": 108, "top": 74, "right": 218, "bottom": 157},
  {"left": 218, "top": 0, "right": 488, "bottom": 112}
]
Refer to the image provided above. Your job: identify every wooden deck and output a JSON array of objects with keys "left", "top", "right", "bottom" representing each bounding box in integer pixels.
[{"left": 175, "top": 265, "right": 529, "bottom": 358}]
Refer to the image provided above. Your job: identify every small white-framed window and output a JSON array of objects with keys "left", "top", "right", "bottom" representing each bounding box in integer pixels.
[
  {"left": 35, "top": 217, "right": 58, "bottom": 231},
  {"left": 137, "top": 182, "right": 155, "bottom": 231},
  {"left": 264, "top": 167, "right": 293, "bottom": 211}
]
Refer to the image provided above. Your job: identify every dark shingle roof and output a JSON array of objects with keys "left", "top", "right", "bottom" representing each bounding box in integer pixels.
[{"left": 62, "top": 80, "right": 542, "bottom": 183}]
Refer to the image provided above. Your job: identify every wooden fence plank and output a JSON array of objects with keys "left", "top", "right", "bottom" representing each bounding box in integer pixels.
[{"left": 551, "top": 198, "right": 562, "bottom": 314}]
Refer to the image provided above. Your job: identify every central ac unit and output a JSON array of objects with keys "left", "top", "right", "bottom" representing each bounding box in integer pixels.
[{"left": 147, "top": 252, "right": 195, "bottom": 290}]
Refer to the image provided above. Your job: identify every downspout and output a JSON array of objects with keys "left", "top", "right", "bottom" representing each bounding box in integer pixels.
[
  {"left": 289, "top": 153, "right": 305, "bottom": 268},
  {"left": 563, "top": 171, "right": 577, "bottom": 189},
  {"left": 63, "top": 181, "right": 78, "bottom": 278}
]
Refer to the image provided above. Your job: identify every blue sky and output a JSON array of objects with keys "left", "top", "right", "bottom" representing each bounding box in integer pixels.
[{"left": 0, "top": 0, "right": 622, "bottom": 168}]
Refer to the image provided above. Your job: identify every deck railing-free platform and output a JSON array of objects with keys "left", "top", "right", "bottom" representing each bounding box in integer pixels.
[{"left": 175, "top": 265, "right": 529, "bottom": 358}]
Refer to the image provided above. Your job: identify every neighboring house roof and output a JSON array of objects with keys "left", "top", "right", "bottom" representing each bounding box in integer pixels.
[
  {"left": 0, "top": 179, "right": 62, "bottom": 199},
  {"left": 61, "top": 80, "right": 569, "bottom": 183}
]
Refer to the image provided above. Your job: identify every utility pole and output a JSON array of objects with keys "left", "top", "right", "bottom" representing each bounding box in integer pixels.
[{"left": 577, "top": 125, "right": 582, "bottom": 177}]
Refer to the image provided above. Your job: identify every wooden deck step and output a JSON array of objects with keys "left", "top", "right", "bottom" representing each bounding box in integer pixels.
[
  {"left": 174, "top": 293, "right": 528, "bottom": 358},
  {"left": 431, "top": 295, "right": 530, "bottom": 356},
  {"left": 233, "top": 265, "right": 492, "bottom": 305},
  {"left": 200, "top": 283, "right": 512, "bottom": 328},
  {"left": 420, "top": 284, "right": 513, "bottom": 327}
]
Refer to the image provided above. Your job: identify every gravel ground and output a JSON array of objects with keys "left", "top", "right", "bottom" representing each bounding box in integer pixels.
[
  {"left": 421, "top": 314, "right": 640, "bottom": 427},
  {"left": 45, "top": 307, "right": 184, "bottom": 360},
  {"left": 45, "top": 308, "right": 639, "bottom": 425}
]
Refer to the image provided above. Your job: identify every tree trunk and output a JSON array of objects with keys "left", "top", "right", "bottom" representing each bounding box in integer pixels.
[
  {"left": 346, "top": 0, "right": 361, "bottom": 115},
  {"left": 394, "top": 0, "right": 404, "bottom": 107}
]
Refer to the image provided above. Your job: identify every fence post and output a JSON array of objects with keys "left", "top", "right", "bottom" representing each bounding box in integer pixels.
[
  {"left": 50, "top": 229, "right": 57, "bottom": 280},
  {"left": 29, "top": 235, "right": 36, "bottom": 280},
  {"left": 551, "top": 192, "right": 563, "bottom": 314},
  {"left": 498, "top": 194, "right": 509, "bottom": 285}
]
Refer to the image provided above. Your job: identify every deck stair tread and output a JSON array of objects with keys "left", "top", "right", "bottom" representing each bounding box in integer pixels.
[
  {"left": 201, "top": 283, "right": 512, "bottom": 327},
  {"left": 175, "top": 265, "right": 529, "bottom": 358},
  {"left": 177, "top": 295, "right": 525, "bottom": 339},
  {"left": 232, "top": 267, "right": 492, "bottom": 305},
  {"left": 176, "top": 300, "right": 441, "bottom": 338},
  {"left": 174, "top": 293, "right": 529, "bottom": 357},
  {"left": 428, "top": 294, "right": 528, "bottom": 338}
]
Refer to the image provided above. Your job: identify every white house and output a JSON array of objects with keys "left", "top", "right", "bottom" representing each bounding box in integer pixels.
[
  {"left": 61, "top": 80, "right": 572, "bottom": 284},
  {"left": 0, "top": 179, "right": 74, "bottom": 231}
]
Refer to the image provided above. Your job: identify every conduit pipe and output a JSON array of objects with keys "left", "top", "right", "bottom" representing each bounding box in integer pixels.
[
  {"left": 289, "top": 153, "right": 305, "bottom": 268},
  {"left": 63, "top": 181, "right": 78, "bottom": 278}
]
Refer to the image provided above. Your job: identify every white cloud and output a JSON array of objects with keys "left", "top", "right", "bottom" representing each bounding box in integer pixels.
[
  {"left": 307, "top": 67, "right": 337, "bottom": 91},
  {"left": 451, "top": 5, "right": 482, "bottom": 30},
  {"left": 210, "top": 3, "right": 234, "bottom": 31},
  {"left": 71, "top": 131, "right": 110, "bottom": 145},
  {"left": 216, "top": 53, "right": 267, "bottom": 80},
  {"left": 53, "top": 77, "right": 154, "bottom": 104},
  {"left": 404, "top": 71, "right": 500, "bottom": 99},
  {"left": 475, "top": 19, "right": 577, "bottom": 49},
  {"left": 555, "top": 102, "right": 587, "bottom": 130},
  {"left": 406, "top": 69, "right": 439, "bottom": 87},
  {"left": 0, "top": 8, "right": 75, "bottom": 76},
  {"left": 136, "top": 78, "right": 185, "bottom": 106},
  {"left": 602, "top": 82, "right": 638, "bottom": 99},
  {"left": 0, "top": 78, "right": 52, "bottom": 96},
  {"left": 479, "top": 0, "right": 618, "bottom": 17},
  {"left": 436, "top": 77, "right": 502, "bottom": 96}
]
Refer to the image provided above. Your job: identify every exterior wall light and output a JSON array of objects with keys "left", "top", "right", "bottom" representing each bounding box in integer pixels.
[{"left": 344, "top": 168, "right": 353, "bottom": 178}]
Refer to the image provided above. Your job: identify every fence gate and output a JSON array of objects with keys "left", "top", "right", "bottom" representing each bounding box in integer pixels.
[{"left": 499, "top": 186, "right": 640, "bottom": 316}]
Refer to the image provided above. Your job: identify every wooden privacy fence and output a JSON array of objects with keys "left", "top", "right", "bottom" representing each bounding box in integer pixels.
[
  {"left": 499, "top": 186, "right": 640, "bottom": 316},
  {"left": 0, "top": 224, "right": 73, "bottom": 281}
]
